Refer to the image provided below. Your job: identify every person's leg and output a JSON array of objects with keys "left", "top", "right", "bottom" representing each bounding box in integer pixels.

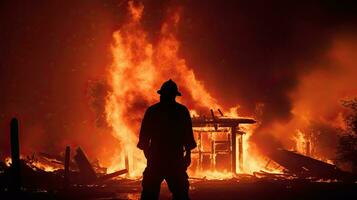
[
  {"left": 140, "top": 167, "right": 164, "bottom": 200},
  {"left": 165, "top": 169, "right": 190, "bottom": 200}
]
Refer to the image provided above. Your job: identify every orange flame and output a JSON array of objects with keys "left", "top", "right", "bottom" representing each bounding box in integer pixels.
[
  {"left": 4, "top": 156, "right": 59, "bottom": 172},
  {"left": 30, "top": 161, "right": 60, "bottom": 172},
  {"left": 105, "top": 1, "right": 263, "bottom": 178}
]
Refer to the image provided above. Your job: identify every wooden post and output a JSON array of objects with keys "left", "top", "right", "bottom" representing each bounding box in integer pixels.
[
  {"left": 231, "top": 126, "right": 237, "bottom": 174},
  {"left": 238, "top": 134, "right": 243, "bottom": 172},
  {"left": 10, "top": 118, "right": 21, "bottom": 190},
  {"left": 64, "top": 146, "right": 70, "bottom": 189},
  {"left": 198, "top": 132, "right": 202, "bottom": 171},
  {"left": 228, "top": 134, "right": 231, "bottom": 168},
  {"left": 211, "top": 141, "right": 215, "bottom": 170}
]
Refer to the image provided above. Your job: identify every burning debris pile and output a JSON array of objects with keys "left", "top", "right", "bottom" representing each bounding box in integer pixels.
[
  {"left": 257, "top": 149, "right": 357, "bottom": 182},
  {"left": 0, "top": 118, "right": 129, "bottom": 198}
]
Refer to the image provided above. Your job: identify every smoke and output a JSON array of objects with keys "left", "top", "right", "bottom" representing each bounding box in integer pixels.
[
  {"left": 88, "top": 80, "right": 111, "bottom": 128},
  {"left": 253, "top": 35, "right": 357, "bottom": 158}
]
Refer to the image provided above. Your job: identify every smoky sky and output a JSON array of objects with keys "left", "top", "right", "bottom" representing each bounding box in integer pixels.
[
  {"left": 176, "top": 0, "right": 357, "bottom": 122},
  {"left": 1, "top": 0, "right": 357, "bottom": 156},
  {"left": 140, "top": 0, "right": 357, "bottom": 122}
]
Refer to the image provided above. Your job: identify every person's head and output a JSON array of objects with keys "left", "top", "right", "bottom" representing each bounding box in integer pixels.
[{"left": 157, "top": 79, "right": 182, "bottom": 102}]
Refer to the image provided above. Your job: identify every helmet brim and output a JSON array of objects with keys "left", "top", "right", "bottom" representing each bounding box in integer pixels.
[{"left": 157, "top": 90, "right": 182, "bottom": 96}]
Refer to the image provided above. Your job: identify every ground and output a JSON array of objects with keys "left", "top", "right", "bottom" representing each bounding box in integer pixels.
[{"left": 1, "top": 177, "right": 356, "bottom": 200}]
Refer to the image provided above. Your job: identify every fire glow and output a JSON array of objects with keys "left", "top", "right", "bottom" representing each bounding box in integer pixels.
[{"left": 104, "top": 1, "right": 265, "bottom": 178}]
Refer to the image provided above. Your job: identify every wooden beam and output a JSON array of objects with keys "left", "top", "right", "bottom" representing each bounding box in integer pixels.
[
  {"left": 96, "top": 169, "right": 128, "bottom": 182},
  {"left": 218, "top": 109, "right": 224, "bottom": 116},
  {"left": 192, "top": 117, "right": 256, "bottom": 128},
  {"left": 74, "top": 147, "right": 97, "bottom": 182}
]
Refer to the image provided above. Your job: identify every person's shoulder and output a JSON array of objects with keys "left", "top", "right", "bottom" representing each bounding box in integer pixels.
[
  {"left": 175, "top": 102, "right": 189, "bottom": 112},
  {"left": 146, "top": 103, "right": 160, "bottom": 112}
]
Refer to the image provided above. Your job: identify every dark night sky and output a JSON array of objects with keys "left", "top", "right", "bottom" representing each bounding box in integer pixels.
[{"left": 1, "top": 0, "right": 357, "bottom": 158}]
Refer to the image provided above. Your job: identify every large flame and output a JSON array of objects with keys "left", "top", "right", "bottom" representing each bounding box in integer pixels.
[{"left": 105, "top": 1, "right": 264, "bottom": 178}]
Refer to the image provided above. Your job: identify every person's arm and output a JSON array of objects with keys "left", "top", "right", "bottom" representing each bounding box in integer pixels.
[
  {"left": 183, "top": 108, "right": 197, "bottom": 167},
  {"left": 184, "top": 108, "right": 197, "bottom": 151},
  {"left": 137, "top": 108, "right": 151, "bottom": 158}
]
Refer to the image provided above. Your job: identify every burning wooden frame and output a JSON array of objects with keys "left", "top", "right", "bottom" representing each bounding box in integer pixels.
[{"left": 191, "top": 109, "right": 256, "bottom": 174}]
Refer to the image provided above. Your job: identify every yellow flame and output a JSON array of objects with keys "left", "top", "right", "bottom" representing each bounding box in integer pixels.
[
  {"left": 4, "top": 157, "right": 12, "bottom": 167},
  {"left": 31, "top": 161, "right": 59, "bottom": 172}
]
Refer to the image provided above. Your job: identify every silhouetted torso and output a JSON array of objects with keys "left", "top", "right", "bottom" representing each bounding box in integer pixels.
[{"left": 138, "top": 101, "right": 196, "bottom": 170}]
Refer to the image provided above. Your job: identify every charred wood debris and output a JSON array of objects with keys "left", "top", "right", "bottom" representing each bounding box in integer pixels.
[
  {"left": 1, "top": 118, "right": 357, "bottom": 198},
  {"left": 0, "top": 118, "right": 132, "bottom": 199}
]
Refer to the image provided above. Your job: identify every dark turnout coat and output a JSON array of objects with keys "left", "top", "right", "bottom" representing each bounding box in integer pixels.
[{"left": 137, "top": 101, "right": 197, "bottom": 169}]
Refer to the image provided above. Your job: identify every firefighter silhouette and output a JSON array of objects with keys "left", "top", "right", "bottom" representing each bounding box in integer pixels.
[{"left": 137, "top": 79, "right": 197, "bottom": 200}]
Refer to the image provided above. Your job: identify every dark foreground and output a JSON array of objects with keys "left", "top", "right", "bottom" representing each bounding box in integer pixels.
[{"left": 1, "top": 178, "right": 356, "bottom": 200}]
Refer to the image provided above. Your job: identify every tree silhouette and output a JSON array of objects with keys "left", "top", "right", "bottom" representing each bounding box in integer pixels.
[{"left": 337, "top": 97, "right": 357, "bottom": 173}]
